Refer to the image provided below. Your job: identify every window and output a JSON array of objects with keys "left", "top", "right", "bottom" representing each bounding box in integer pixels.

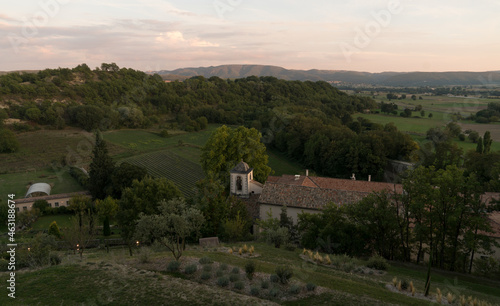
[
  {"left": 15, "top": 208, "right": 19, "bottom": 212},
  {"left": 55, "top": 202, "right": 59, "bottom": 207},
  {"left": 66, "top": 201, "right": 69, "bottom": 205},
  {"left": 23, "top": 206, "right": 27, "bottom": 211},
  {"left": 49, "top": 203, "right": 52, "bottom": 207},
  {"left": 236, "top": 176, "right": 242, "bottom": 191}
]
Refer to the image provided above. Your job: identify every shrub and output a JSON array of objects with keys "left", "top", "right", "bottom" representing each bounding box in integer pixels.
[
  {"left": 202, "top": 264, "right": 212, "bottom": 272},
  {"left": 201, "top": 272, "right": 211, "bottom": 280},
  {"left": 33, "top": 200, "right": 50, "bottom": 215},
  {"left": 167, "top": 261, "right": 181, "bottom": 272},
  {"left": 250, "top": 286, "right": 260, "bottom": 296},
  {"left": 401, "top": 279, "right": 409, "bottom": 291},
  {"left": 217, "top": 276, "right": 229, "bottom": 287},
  {"left": 139, "top": 247, "right": 152, "bottom": 263},
  {"left": 284, "top": 243, "right": 296, "bottom": 252},
  {"left": 216, "top": 270, "right": 224, "bottom": 277},
  {"left": 48, "top": 221, "right": 62, "bottom": 239},
  {"left": 261, "top": 280, "right": 270, "bottom": 289},
  {"left": 234, "top": 281, "right": 244, "bottom": 290},
  {"left": 306, "top": 283, "right": 316, "bottom": 291},
  {"left": 220, "top": 263, "right": 228, "bottom": 270},
  {"left": 268, "top": 288, "right": 280, "bottom": 298},
  {"left": 199, "top": 256, "right": 213, "bottom": 264},
  {"left": 275, "top": 266, "right": 293, "bottom": 284},
  {"left": 69, "top": 166, "right": 89, "bottom": 188},
  {"left": 366, "top": 255, "right": 389, "bottom": 271},
  {"left": 231, "top": 267, "right": 240, "bottom": 274},
  {"left": 270, "top": 274, "right": 279, "bottom": 283},
  {"left": 49, "top": 253, "right": 61, "bottom": 266},
  {"left": 288, "top": 284, "right": 301, "bottom": 295},
  {"left": 229, "top": 274, "right": 240, "bottom": 282},
  {"left": 184, "top": 264, "right": 197, "bottom": 275},
  {"left": 342, "top": 262, "right": 356, "bottom": 273},
  {"left": 245, "top": 261, "right": 256, "bottom": 280},
  {"left": 159, "top": 129, "right": 169, "bottom": 138}
]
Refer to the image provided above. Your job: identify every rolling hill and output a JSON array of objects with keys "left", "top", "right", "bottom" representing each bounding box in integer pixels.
[{"left": 154, "top": 65, "right": 500, "bottom": 87}]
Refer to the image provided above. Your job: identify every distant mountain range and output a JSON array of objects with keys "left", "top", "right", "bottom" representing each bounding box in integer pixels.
[{"left": 153, "top": 65, "right": 500, "bottom": 87}]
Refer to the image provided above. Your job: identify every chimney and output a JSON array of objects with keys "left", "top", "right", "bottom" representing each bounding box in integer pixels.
[
  {"left": 351, "top": 173, "right": 356, "bottom": 180},
  {"left": 368, "top": 175, "right": 371, "bottom": 182},
  {"left": 306, "top": 169, "right": 309, "bottom": 177},
  {"left": 295, "top": 174, "right": 300, "bottom": 180}
]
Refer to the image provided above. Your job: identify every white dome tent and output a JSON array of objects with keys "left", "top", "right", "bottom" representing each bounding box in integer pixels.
[{"left": 25, "top": 183, "right": 52, "bottom": 198}]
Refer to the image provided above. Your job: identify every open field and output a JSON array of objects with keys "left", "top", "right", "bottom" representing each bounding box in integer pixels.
[
  {"left": 103, "top": 125, "right": 219, "bottom": 154},
  {"left": 1, "top": 242, "right": 498, "bottom": 305},
  {"left": 267, "top": 149, "right": 304, "bottom": 176},
  {"left": 0, "top": 128, "right": 127, "bottom": 173},
  {"left": 366, "top": 94, "right": 497, "bottom": 116},
  {"left": 0, "top": 168, "right": 84, "bottom": 201},
  {"left": 1, "top": 125, "right": 307, "bottom": 202},
  {"left": 356, "top": 113, "right": 444, "bottom": 134}
]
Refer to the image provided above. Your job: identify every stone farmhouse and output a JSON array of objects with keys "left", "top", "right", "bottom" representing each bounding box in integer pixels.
[
  {"left": 230, "top": 161, "right": 500, "bottom": 260},
  {"left": 14, "top": 191, "right": 91, "bottom": 212}
]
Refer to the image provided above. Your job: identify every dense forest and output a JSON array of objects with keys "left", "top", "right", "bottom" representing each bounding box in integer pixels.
[{"left": 0, "top": 63, "right": 420, "bottom": 181}]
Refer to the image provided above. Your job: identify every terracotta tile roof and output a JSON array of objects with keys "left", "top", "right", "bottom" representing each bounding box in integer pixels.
[
  {"left": 266, "top": 176, "right": 281, "bottom": 183},
  {"left": 308, "top": 176, "right": 403, "bottom": 194},
  {"left": 14, "top": 191, "right": 91, "bottom": 204},
  {"left": 258, "top": 182, "right": 373, "bottom": 210},
  {"left": 488, "top": 212, "right": 500, "bottom": 239}
]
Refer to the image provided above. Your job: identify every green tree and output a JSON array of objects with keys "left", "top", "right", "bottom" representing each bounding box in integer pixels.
[
  {"left": 64, "top": 213, "right": 96, "bottom": 259},
  {"left": 25, "top": 107, "right": 42, "bottom": 122},
  {"left": 193, "top": 178, "right": 229, "bottom": 237},
  {"left": 88, "top": 130, "right": 115, "bottom": 200},
  {"left": 483, "top": 131, "right": 492, "bottom": 154},
  {"left": 48, "top": 221, "right": 62, "bottom": 239},
  {"left": 95, "top": 196, "right": 118, "bottom": 236},
  {"left": 346, "top": 191, "right": 400, "bottom": 259},
  {"left": 68, "top": 194, "right": 93, "bottom": 229},
  {"left": 476, "top": 137, "right": 483, "bottom": 154},
  {"left": 201, "top": 125, "right": 271, "bottom": 187},
  {"left": 134, "top": 198, "right": 204, "bottom": 261},
  {"left": 33, "top": 199, "right": 49, "bottom": 215},
  {"left": 0, "top": 129, "right": 19, "bottom": 153},
  {"left": 117, "top": 176, "right": 182, "bottom": 255},
  {"left": 111, "top": 162, "right": 147, "bottom": 199},
  {"left": 445, "top": 122, "right": 461, "bottom": 138},
  {"left": 468, "top": 130, "right": 479, "bottom": 143}
]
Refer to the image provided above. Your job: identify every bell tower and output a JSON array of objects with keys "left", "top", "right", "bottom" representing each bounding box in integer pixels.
[{"left": 230, "top": 160, "right": 253, "bottom": 198}]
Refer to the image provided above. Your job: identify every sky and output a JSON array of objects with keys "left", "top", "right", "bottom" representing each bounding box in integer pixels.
[{"left": 1, "top": 0, "right": 499, "bottom": 72}]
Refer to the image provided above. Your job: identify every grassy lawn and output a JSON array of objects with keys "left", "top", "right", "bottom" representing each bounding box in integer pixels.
[
  {"left": 0, "top": 168, "right": 84, "bottom": 200},
  {"left": 4, "top": 242, "right": 498, "bottom": 305},
  {"left": 267, "top": 149, "right": 304, "bottom": 177},
  {"left": 31, "top": 214, "right": 74, "bottom": 231},
  {"left": 356, "top": 113, "right": 445, "bottom": 134},
  {"left": 103, "top": 124, "right": 220, "bottom": 154}
]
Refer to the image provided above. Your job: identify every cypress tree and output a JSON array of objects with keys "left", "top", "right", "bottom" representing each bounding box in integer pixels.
[
  {"left": 483, "top": 131, "right": 492, "bottom": 154},
  {"left": 88, "top": 130, "right": 115, "bottom": 200},
  {"left": 476, "top": 137, "right": 483, "bottom": 154}
]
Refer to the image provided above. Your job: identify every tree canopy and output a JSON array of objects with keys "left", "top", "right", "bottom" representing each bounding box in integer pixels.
[
  {"left": 201, "top": 125, "right": 272, "bottom": 186},
  {"left": 135, "top": 198, "right": 204, "bottom": 260},
  {"left": 88, "top": 131, "right": 115, "bottom": 200}
]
